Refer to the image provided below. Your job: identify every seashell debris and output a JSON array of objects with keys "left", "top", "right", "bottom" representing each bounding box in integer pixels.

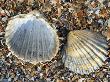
[
  {"left": 108, "top": 18, "right": 110, "bottom": 28},
  {"left": 63, "top": 30, "right": 109, "bottom": 75},
  {"left": 5, "top": 12, "right": 59, "bottom": 64}
]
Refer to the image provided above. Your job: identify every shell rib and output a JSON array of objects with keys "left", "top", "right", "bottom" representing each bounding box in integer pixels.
[
  {"left": 63, "top": 30, "right": 108, "bottom": 75},
  {"left": 5, "top": 12, "right": 59, "bottom": 64}
]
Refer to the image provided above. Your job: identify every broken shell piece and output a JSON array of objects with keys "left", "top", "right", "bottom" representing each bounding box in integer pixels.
[
  {"left": 108, "top": 18, "right": 110, "bottom": 28},
  {"left": 63, "top": 30, "right": 108, "bottom": 75},
  {"left": 5, "top": 12, "right": 59, "bottom": 64}
]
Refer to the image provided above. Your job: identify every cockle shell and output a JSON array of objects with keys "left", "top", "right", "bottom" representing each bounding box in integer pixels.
[
  {"left": 5, "top": 12, "right": 59, "bottom": 64},
  {"left": 63, "top": 30, "right": 108, "bottom": 75}
]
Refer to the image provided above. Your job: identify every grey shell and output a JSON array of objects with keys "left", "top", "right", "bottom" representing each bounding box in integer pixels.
[
  {"left": 5, "top": 12, "right": 59, "bottom": 64},
  {"left": 63, "top": 30, "right": 108, "bottom": 75}
]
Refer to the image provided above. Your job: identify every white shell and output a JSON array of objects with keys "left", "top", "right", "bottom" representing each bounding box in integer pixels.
[
  {"left": 63, "top": 30, "right": 108, "bottom": 75},
  {"left": 5, "top": 12, "right": 59, "bottom": 64}
]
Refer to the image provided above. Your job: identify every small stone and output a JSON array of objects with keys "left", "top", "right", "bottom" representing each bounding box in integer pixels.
[
  {"left": 40, "top": 73, "right": 43, "bottom": 78},
  {"left": 31, "top": 77, "right": 34, "bottom": 81}
]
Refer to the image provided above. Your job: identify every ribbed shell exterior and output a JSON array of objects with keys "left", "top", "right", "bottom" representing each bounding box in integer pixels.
[
  {"left": 63, "top": 30, "right": 108, "bottom": 75},
  {"left": 5, "top": 12, "right": 59, "bottom": 64}
]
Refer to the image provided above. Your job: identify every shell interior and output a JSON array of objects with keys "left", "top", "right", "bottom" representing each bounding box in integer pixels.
[{"left": 5, "top": 12, "right": 59, "bottom": 64}]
